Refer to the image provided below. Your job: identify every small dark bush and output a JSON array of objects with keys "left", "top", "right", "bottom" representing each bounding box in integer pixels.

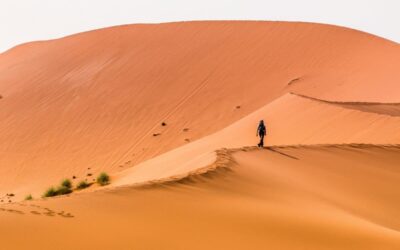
[
  {"left": 96, "top": 172, "right": 110, "bottom": 186},
  {"left": 25, "top": 194, "right": 33, "bottom": 200},
  {"left": 61, "top": 179, "right": 72, "bottom": 189},
  {"left": 77, "top": 180, "right": 90, "bottom": 190},
  {"left": 56, "top": 185, "right": 72, "bottom": 195},
  {"left": 43, "top": 178, "right": 74, "bottom": 198},
  {"left": 43, "top": 187, "right": 57, "bottom": 197}
]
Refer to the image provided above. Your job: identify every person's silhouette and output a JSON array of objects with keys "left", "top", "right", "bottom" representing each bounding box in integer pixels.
[{"left": 256, "top": 120, "right": 266, "bottom": 147}]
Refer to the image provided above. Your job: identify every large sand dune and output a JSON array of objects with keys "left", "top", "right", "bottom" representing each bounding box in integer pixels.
[
  {"left": 1, "top": 145, "right": 400, "bottom": 249},
  {"left": 0, "top": 21, "right": 399, "bottom": 249}
]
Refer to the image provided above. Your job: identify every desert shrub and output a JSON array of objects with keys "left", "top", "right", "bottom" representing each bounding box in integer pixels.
[
  {"left": 61, "top": 179, "right": 72, "bottom": 189},
  {"left": 25, "top": 194, "right": 33, "bottom": 200},
  {"left": 77, "top": 180, "right": 90, "bottom": 190},
  {"left": 56, "top": 185, "right": 72, "bottom": 195},
  {"left": 96, "top": 172, "right": 110, "bottom": 186},
  {"left": 43, "top": 178, "right": 74, "bottom": 198},
  {"left": 43, "top": 187, "right": 57, "bottom": 197}
]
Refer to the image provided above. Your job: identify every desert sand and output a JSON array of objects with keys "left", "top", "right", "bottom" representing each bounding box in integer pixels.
[{"left": 0, "top": 21, "right": 399, "bottom": 249}]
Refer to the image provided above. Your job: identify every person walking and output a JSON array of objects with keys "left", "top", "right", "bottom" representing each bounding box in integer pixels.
[{"left": 256, "top": 120, "right": 266, "bottom": 147}]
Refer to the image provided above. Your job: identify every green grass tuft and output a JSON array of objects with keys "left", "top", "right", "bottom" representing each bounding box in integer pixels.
[
  {"left": 43, "top": 187, "right": 57, "bottom": 198},
  {"left": 96, "top": 172, "right": 110, "bottom": 186},
  {"left": 61, "top": 179, "right": 72, "bottom": 189},
  {"left": 43, "top": 178, "right": 74, "bottom": 198},
  {"left": 55, "top": 185, "right": 72, "bottom": 195},
  {"left": 25, "top": 194, "right": 33, "bottom": 201},
  {"left": 76, "top": 180, "right": 90, "bottom": 190}
]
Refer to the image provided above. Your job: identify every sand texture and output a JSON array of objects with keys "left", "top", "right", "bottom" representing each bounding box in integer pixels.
[{"left": 0, "top": 21, "right": 399, "bottom": 249}]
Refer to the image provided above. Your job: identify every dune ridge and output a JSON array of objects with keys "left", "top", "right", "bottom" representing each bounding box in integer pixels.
[
  {"left": 2, "top": 144, "right": 400, "bottom": 249},
  {"left": 292, "top": 92, "right": 400, "bottom": 117},
  {"left": 110, "top": 143, "right": 400, "bottom": 190},
  {"left": 0, "top": 22, "right": 399, "bottom": 190},
  {"left": 0, "top": 21, "right": 400, "bottom": 249}
]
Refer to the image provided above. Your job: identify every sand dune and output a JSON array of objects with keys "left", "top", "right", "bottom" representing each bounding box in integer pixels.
[
  {"left": 0, "top": 21, "right": 400, "bottom": 198},
  {"left": 111, "top": 93, "right": 400, "bottom": 189},
  {"left": 0, "top": 21, "right": 400, "bottom": 249},
  {"left": 1, "top": 145, "right": 400, "bottom": 250}
]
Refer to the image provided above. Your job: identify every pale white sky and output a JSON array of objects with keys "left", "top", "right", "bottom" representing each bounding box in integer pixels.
[{"left": 1, "top": 0, "right": 399, "bottom": 52}]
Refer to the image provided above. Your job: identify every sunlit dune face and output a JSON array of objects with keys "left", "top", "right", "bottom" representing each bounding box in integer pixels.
[{"left": 0, "top": 21, "right": 399, "bottom": 250}]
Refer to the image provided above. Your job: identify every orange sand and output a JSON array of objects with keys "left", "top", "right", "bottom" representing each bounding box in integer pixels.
[
  {"left": 1, "top": 146, "right": 400, "bottom": 249},
  {"left": 0, "top": 21, "right": 399, "bottom": 249}
]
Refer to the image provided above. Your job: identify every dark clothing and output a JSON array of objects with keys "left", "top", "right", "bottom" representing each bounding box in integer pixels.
[
  {"left": 257, "top": 123, "right": 266, "bottom": 147},
  {"left": 257, "top": 123, "right": 266, "bottom": 136},
  {"left": 258, "top": 133, "right": 265, "bottom": 147}
]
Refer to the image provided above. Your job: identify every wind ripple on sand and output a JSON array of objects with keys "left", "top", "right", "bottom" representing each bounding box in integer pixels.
[{"left": 1, "top": 144, "right": 400, "bottom": 249}]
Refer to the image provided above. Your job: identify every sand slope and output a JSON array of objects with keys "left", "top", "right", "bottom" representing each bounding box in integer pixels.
[
  {"left": 0, "top": 21, "right": 400, "bottom": 198},
  {"left": 0, "top": 21, "right": 400, "bottom": 249},
  {"left": 111, "top": 93, "right": 400, "bottom": 188},
  {"left": 1, "top": 145, "right": 400, "bottom": 250}
]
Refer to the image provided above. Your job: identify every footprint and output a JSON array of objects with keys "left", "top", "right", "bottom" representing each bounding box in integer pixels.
[
  {"left": 7, "top": 209, "right": 24, "bottom": 215},
  {"left": 43, "top": 208, "right": 54, "bottom": 213},
  {"left": 61, "top": 213, "right": 74, "bottom": 218}
]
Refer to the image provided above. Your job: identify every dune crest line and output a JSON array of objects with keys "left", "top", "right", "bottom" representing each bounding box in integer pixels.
[
  {"left": 292, "top": 92, "right": 400, "bottom": 117},
  {"left": 109, "top": 143, "right": 400, "bottom": 190}
]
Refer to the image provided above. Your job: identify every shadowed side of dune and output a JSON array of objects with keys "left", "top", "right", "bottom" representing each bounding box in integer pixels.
[
  {"left": 0, "top": 21, "right": 399, "bottom": 250},
  {"left": 0, "top": 21, "right": 399, "bottom": 198},
  {"left": 293, "top": 92, "right": 400, "bottom": 117},
  {"left": 1, "top": 144, "right": 400, "bottom": 250}
]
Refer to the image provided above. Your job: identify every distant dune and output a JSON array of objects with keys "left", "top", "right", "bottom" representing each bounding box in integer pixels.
[{"left": 0, "top": 21, "right": 399, "bottom": 249}]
